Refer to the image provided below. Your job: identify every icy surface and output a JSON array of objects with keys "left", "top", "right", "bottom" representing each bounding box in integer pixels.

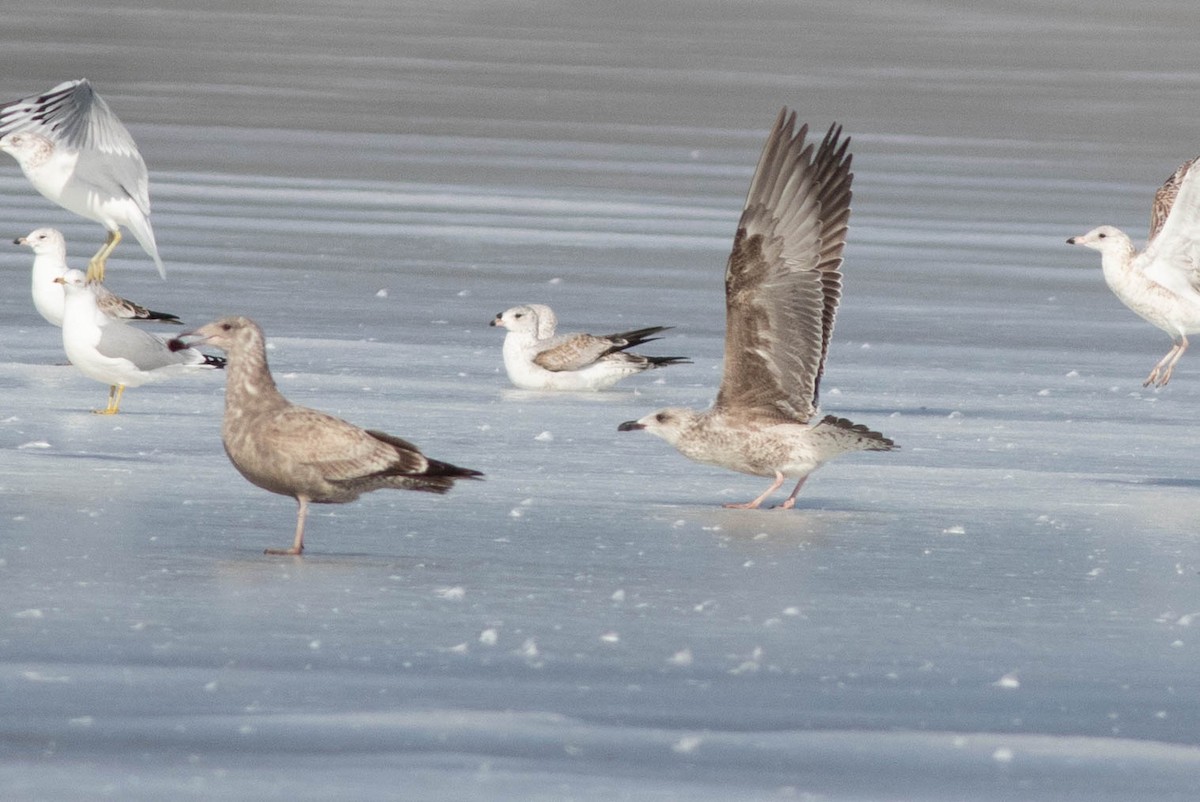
[{"left": 3, "top": 1, "right": 1200, "bottom": 799}]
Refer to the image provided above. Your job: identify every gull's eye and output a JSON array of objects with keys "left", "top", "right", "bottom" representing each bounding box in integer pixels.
[
  {"left": 1098, "top": 232, "right": 1106, "bottom": 239},
  {"left": 514, "top": 313, "right": 523, "bottom": 319},
  {"left": 221, "top": 323, "right": 233, "bottom": 331},
  {"left": 655, "top": 412, "right": 669, "bottom": 423}
]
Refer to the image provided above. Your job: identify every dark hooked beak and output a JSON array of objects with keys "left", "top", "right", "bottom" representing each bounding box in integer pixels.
[
  {"left": 1065, "top": 237, "right": 1078, "bottom": 244},
  {"left": 489, "top": 314, "right": 503, "bottom": 327},
  {"left": 13, "top": 236, "right": 24, "bottom": 245},
  {"left": 617, "top": 420, "right": 645, "bottom": 432}
]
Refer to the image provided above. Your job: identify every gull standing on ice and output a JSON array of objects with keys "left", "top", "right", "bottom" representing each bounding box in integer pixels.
[
  {"left": 618, "top": 109, "right": 895, "bottom": 509},
  {"left": 55, "top": 269, "right": 222, "bottom": 414},
  {"left": 1067, "top": 154, "right": 1200, "bottom": 387},
  {"left": 490, "top": 303, "right": 690, "bottom": 390},
  {"left": 0, "top": 78, "right": 164, "bottom": 281},
  {"left": 173, "top": 316, "right": 483, "bottom": 555},
  {"left": 15, "top": 227, "right": 180, "bottom": 327}
]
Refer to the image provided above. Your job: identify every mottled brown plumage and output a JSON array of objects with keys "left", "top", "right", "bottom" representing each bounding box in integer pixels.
[
  {"left": 1150, "top": 156, "right": 1199, "bottom": 240},
  {"left": 178, "top": 316, "right": 481, "bottom": 554},
  {"left": 620, "top": 109, "right": 894, "bottom": 509}
]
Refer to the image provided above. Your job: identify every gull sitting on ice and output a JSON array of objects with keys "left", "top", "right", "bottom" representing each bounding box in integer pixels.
[
  {"left": 490, "top": 303, "right": 690, "bottom": 390},
  {"left": 55, "top": 269, "right": 222, "bottom": 414},
  {"left": 15, "top": 227, "right": 180, "bottom": 327},
  {"left": 172, "top": 316, "right": 483, "bottom": 555},
  {"left": 1067, "top": 154, "right": 1200, "bottom": 387},
  {"left": 0, "top": 78, "right": 164, "bottom": 281},
  {"left": 618, "top": 109, "right": 895, "bottom": 509}
]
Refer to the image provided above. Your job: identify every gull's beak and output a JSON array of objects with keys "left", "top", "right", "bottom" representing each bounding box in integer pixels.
[
  {"left": 13, "top": 236, "right": 25, "bottom": 246},
  {"left": 617, "top": 420, "right": 645, "bottom": 432},
  {"left": 1066, "top": 236, "right": 1081, "bottom": 245},
  {"left": 53, "top": 276, "right": 66, "bottom": 285},
  {"left": 489, "top": 314, "right": 504, "bottom": 328}
]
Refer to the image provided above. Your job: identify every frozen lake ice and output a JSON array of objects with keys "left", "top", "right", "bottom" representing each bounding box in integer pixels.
[{"left": 2, "top": 1, "right": 1200, "bottom": 799}]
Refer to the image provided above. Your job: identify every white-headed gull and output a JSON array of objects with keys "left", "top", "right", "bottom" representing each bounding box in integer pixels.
[
  {"left": 0, "top": 79, "right": 164, "bottom": 281},
  {"left": 15, "top": 227, "right": 179, "bottom": 327},
  {"left": 1068, "top": 154, "right": 1200, "bottom": 387},
  {"left": 490, "top": 303, "right": 689, "bottom": 390},
  {"left": 55, "top": 269, "right": 221, "bottom": 414}
]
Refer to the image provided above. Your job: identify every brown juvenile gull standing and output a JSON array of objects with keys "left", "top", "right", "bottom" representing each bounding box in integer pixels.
[
  {"left": 1067, "top": 154, "right": 1200, "bottom": 387},
  {"left": 618, "top": 109, "right": 895, "bottom": 509},
  {"left": 490, "top": 303, "right": 690, "bottom": 390},
  {"left": 173, "top": 316, "right": 482, "bottom": 555}
]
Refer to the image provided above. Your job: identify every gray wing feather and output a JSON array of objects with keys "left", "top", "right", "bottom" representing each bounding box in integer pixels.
[
  {"left": 95, "top": 321, "right": 192, "bottom": 371},
  {"left": 0, "top": 79, "right": 151, "bottom": 216}
]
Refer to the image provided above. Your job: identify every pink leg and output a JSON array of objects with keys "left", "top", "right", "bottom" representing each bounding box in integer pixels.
[
  {"left": 1146, "top": 336, "right": 1187, "bottom": 387},
  {"left": 266, "top": 496, "right": 308, "bottom": 555},
  {"left": 723, "top": 471, "right": 786, "bottom": 509},
  {"left": 776, "top": 475, "right": 810, "bottom": 510}
]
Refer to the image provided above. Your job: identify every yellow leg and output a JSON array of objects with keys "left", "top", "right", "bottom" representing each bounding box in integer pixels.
[
  {"left": 86, "top": 229, "right": 122, "bottom": 282},
  {"left": 92, "top": 384, "right": 126, "bottom": 415}
]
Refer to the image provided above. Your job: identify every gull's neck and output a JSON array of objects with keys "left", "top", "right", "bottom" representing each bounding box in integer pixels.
[{"left": 224, "top": 338, "right": 289, "bottom": 421}]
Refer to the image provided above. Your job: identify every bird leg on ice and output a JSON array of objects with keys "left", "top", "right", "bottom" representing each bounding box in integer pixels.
[
  {"left": 1145, "top": 336, "right": 1187, "bottom": 387},
  {"left": 723, "top": 471, "right": 787, "bottom": 510},
  {"left": 776, "top": 475, "right": 811, "bottom": 510},
  {"left": 86, "top": 229, "right": 122, "bottom": 282},
  {"left": 93, "top": 384, "right": 125, "bottom": 415},
  {"left": 265, "top": 496, "right": 308, "bottom": 556}
]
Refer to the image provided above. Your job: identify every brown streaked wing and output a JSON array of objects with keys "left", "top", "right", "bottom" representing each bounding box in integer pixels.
[
  {"left": 714, "top": 110, "right": 853, "bottom": 422},
  {"left": 1140, "top": 155, "right": 1200, "bottom": 295},
  {"left": 1150, "top": 156, "right": 1198, "bottom": 241},
  {"left": 532, "top": 333, "right": 614, "bottom": 372},
  {"left": 261, "top": 406, "right": 428, "bottom": 482}
]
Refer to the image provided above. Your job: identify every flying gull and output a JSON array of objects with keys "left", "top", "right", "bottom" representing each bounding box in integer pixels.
[
  {"left": 172, "top": 316, "right": 483, "bottom": 555},
  {"left": 618, "top": 109, "right": 895, "bottom": 509},
  {"left": 16, "top": 227, "right": 180, "bottom": 327},
  {"left": 55, "top": 269, "right": 222, "bottom": 414},
  {"left": 1067, "top": 154, "right": 1200, "bottom": 387},
  {"left": 490, "top": 303, "right": 690, "bottom": 390},
  {"left": 0, "top": 78, "right": 164, "bottom": 281}
]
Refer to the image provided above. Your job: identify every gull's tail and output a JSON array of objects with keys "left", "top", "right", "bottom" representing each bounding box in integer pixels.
[{"left": 126, "top": 213, "right": 165, "bottom": 279}]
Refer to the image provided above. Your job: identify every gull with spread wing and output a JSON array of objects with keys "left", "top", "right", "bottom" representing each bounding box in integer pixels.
[
  {"left": 619, "top": 109, "right": 895, "bottom": 509},
  {"left": 0, "top": 79, "right": 164, "bottom": 281},
  {"left": 1068, "top": 154, "right": 1200, "bottom": 387}
]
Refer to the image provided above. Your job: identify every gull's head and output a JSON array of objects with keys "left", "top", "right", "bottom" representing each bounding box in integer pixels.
[
  {"left": 170, "top": 315, "right": 264, "bottom": 355},
  {"left": 52, "top": 268, "right": 88, "bottom": 294},
  {"left": 1066, "top": 225, "right": 1132, "bottom": 254},
  {"left": 617, "top": 407, "right": 700, "bottom": 446},
  {"left": 490, "top": 304, "right": 556, "bottom": 338},
  {"left": 14, "top": 227, "right": 65, "bottom": 255},
  {"left": 0, "top": 131, "right": 54, "bottom": 167}
]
